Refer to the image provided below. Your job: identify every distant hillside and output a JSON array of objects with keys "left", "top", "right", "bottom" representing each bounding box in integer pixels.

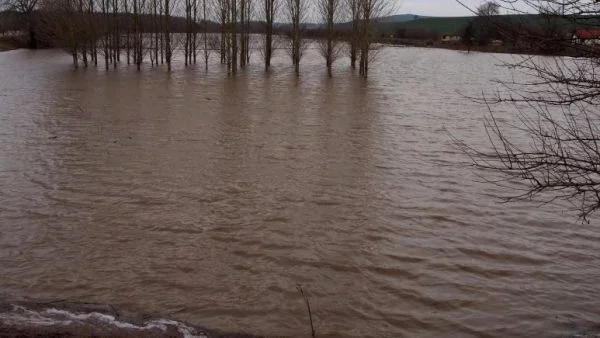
[
  {"left": 379, "top": 16, "right": 474, "bottom": 36},
  {"left": 378, "top": 14, "right": 580, "bottom": 37},
  {"left": 273, "top": 22, "right": 322, "bottom": 30},
  {"left": 376, "top": 14, "right": 427, "bottom": 23}
]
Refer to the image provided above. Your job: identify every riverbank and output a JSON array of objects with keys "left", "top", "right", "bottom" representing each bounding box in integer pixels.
[
  {"left": 377, "top": 37, "right": 588, "bottom": 56},
  {"left": 378, "top": 38, "right": 520, "bottom": 54},
  {"left": 0, "top": 37, "right": 24, "bottom": 52},
  {"left": 0, "top": 301, "right": 262, "bottom": 338}
]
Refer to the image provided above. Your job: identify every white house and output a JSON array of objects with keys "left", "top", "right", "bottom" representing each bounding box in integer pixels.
[{"left": 441, "top": 35, "right": 461, "bottom": 42}]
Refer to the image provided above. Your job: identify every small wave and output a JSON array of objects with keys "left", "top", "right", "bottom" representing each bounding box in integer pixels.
[{"left": 0, "top": 303, "right": 211, "bottom": 338}]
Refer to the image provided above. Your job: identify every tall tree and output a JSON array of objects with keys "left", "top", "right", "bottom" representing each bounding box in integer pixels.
[
  {"left": 476, "top": 1, "right": 499, "bottom": 16},
  {"left": 202, "top": 0, "right": 208, "bottom": 69},
  {"left": 346, "top": 0, "right": 359, "bottom": 69},
  {"left": 164, "top": 0, "right": 171, "bottom": 70},
  {"left": 2, "top": 0, "right": 39, "bottom": 47},
  {"left": 218, "top": 0, "right": 227, "bottom": 63},
  {"left": 239, "top": 0, "right": 246, "bottom": 67},
  {"left": 285, "top": 0, "right": 307, "bottom": 74},
  {"left": 263, "top": 0, "right": 276, "bottom": 70},
  {"left": 230, "top": 0, "right": 237, "bottom": 73},
  {"left": 36, "top": 0, "right": 80, "bottom": 65},
  {"left": 317, "top": 0, "right": 340, "bottom": 77},
  {"left": 356, "top": 0, "right": 390, "bottom": 77}
]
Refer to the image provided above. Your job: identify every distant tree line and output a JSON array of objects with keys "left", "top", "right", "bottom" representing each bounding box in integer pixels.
[
  {"left": 460, "top": 1, "right": 582, "bottom": 55},
  {"left": 458, "top": 0, "right": 600, "bottom": 221},
  {"left": 393, "top": 27, "right": 438, "bottom": 41},
  {"left": 0, "top": 0, "right": 392, "bottom": 77}
]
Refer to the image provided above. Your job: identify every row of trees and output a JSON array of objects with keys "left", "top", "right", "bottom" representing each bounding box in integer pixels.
[{"left": 1, "top": 0, "right": 392, "bottom": 76}]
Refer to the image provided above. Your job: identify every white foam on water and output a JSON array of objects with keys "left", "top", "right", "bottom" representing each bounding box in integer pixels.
[{"left": 0, "top": 305, "right": 208, "bottom": 338}]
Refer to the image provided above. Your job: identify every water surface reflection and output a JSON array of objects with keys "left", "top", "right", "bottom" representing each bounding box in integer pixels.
[{"left": 0, "top": 48, "right": 599, "bottom": 337}]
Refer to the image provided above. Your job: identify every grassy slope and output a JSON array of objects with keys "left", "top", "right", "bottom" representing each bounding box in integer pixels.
[
  {"left": 377, "top": 16, "right": 473, "bottom": 36},
  {"left": 378, "top": 14, "right": 580, "bottom": 37},
  {"left": 398, "top": 16, "right": 473, "bottom": 35}
]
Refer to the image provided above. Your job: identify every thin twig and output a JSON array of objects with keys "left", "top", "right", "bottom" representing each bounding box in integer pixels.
[{"left": 296, "top": 285, "right": 316, "bottom": 338}]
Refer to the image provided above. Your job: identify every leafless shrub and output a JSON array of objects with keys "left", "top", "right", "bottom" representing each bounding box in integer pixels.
[{"left": 458, "top": 0, "right": 600, "bottom": 221}]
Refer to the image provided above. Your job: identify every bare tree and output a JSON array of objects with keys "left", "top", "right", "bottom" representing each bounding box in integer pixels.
[
  {"left": 36, "top": 0, "right": 81, "bottom": 65},
  {"left": 202, "top": 0, "right": 208, "bottom": 69},
  {"left": 231, "top": 0, "right": 238, "bottom": 73},
  {"left": 317, "top": 0, "right": 341, "bottom": 76},
  {"left": 2, "top": 0, "right": 39, "bottom": 47},
  {"left": 184, "top": 0, "right": 191, "bottom": 65},
  {"left": 356, "top": 0, "right": 390, "bottom": 78},
  {"left": 193, "top": 0, "right": 198, "bottom": 64},
  {"left": 285, "top": 0, "right": 307, "bottom": 74},
  {"left": 215, "top": 0, "right": 240, "bottom": 73},
  {"left": 183, "top": 0, "right": 199, "bottom": 65},
  {"left": 164, "top": 0, "right": 172, "bottom": 70},
  {"left": 346, "top": 0, "right": 359, "bottom": 69},
  {"left": 217, "top": 0, "right": 226, "bottom": 63},
  {"left": 88, "top": 0, "right": 97, "bottom": 65},
  {"left": 262, "top": 0, "right": 276, "bottom": 70},
  {"left": 132, "top": 0, "right": 141, "bottom": 69},
  {"left": 243, "top": 0, "right": 251, "bottom": 64},
  {"left": 239, "top": 0, "right": 247, "bottom": 68},
  {"left": 457, "top": 0, "right": 600, "bottom": 221},
  {"left": 476, "top": 1, "right": 499, "bottom": 16}
]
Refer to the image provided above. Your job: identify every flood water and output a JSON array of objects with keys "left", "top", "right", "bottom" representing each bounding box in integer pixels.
[{"left": 1, "top": 47, "right": 600, "bottom": 337}]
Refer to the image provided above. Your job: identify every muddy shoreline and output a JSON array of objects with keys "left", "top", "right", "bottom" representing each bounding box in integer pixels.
[
  {"left": 0, "top": 300, "right": 263, "bottom": 338},
  {"left": 0, "top": 37, "right": 23, "bottom": 52}
]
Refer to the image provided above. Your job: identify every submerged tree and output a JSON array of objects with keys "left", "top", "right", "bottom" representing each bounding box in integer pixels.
[
  {"left": 457, "top": 0, "right": 600, "bottom": 221},
  {"left": 164, "top": 0, "right": 172, "bottom": 70},
  {"left": 356, "top": 0, "right": 391, "bottom": 77},
  {"left": 262, "top": 0, "right": 276, "bottom": 70},
  {"left": 346, "top": 0, "right": 359, "bottom": 69},
  {"left": 317, "top": 0, "right": 341, "bottom": 76},
  {"left": 285, "top": 0, "right": 307, "bottom": 74},
  {"left": 238, "top": 0, "right": 252, "bottom": 68},
  {"left": 36, "top": 0, "right": 84, "bottom": 65},
  {"left": 202, "top": 0, "right": 208, "bottom": 69},
  {"left": 12, "top": 0, "right": 397, "bottom": 75}
]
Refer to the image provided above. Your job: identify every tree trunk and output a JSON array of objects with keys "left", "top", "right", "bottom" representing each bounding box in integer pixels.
[
  {"left": 165, "top": 0, "right": 171, "bottom": 71},
  {"left": 231, "top": 0, "right": 237, "bottom": 73},
  {"left": 203, "top": 0, "right": 208, "bottom": 69},
  {"left": 264, "top": 0, "right": 273, "bottom": 70}
]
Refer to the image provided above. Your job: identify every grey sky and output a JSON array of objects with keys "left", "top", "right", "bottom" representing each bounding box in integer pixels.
[{"left": 398, "top": 0, "right": 484, "bottom": 17}]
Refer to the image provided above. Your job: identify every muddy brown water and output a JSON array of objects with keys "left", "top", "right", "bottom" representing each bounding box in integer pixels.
[{"left": 0, "top": 47, "right": 599, "bottom": 337}]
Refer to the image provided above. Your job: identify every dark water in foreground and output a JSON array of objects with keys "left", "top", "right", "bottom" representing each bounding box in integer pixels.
[{"left": 1, "top": 47, "right": 599, "bottom": 337}]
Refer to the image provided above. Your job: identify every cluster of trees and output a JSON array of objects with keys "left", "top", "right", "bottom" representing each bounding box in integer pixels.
[
  {"left": 394, "top": 27, "right": 438, "bottom": 41},
  {"left": 461, "top": 1, "right": 584, "bottom": 54},
  {"left": 0, "top": 0, "right": 392, "bottom": 76},
  {"left": 460, "top": 2, "right": 504, "bottom": 49}
]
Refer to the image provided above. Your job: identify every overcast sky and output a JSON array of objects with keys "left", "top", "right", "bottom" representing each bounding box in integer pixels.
[{"left": 399, "top": 0, "right": 486, "bottom": 17}]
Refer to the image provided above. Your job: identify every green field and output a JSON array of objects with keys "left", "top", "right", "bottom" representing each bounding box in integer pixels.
[
  {"left": 378, "top": 14, "right": 579, "bottom": 37},
  {"left": 386, "top": 16, "right": 473, "bottom": 36}
]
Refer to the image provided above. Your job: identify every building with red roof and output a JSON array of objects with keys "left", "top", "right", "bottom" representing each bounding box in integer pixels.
[{"left": 572, "top": 28, "right": 600, "bottom": 45}]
